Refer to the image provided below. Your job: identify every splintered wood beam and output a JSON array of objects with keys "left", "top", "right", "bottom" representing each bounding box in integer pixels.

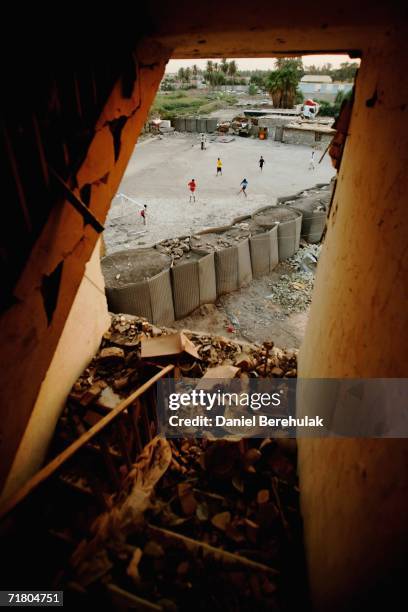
[
  {"left": 146, "top": 524, "right": 279, "bottom": 576},
  {"left": 0, "top": 364, "right": 174, "bottom": 521},
  {"left": 106, "top": 584, "right": 162, "bottom": 611},
  {"left": 48, "top": 166, "right": 105, "bottom": 233}
]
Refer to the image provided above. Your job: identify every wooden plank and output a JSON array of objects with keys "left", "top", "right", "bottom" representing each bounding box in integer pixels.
[
  {"left": 106, "top": 583, "right": 162, "bottom": 611},
  {"left": 146, "top": 524, "right": 279, "bottom": 576},
  {"left": 49, "top": 166, "right": 104, "bottom": 233},
  {"left": 0, "top": 365, "right": 174, "bottom": 520}
]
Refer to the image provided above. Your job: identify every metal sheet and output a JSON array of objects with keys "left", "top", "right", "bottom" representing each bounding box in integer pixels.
[
  {"left": 106, "top": 281, "right": 152, "bottom": 319},
  {"left": 149, "top": 269, "right": 175, "bottom": 325},
  {"left": 198, "top": 252, "right": 217, "bottom": 305},
  {"left": 171, "top": 262, "right": 200, "bottom": 319},
  {"left": 237, "top": 239, "right": 253, "bottom": 286}
]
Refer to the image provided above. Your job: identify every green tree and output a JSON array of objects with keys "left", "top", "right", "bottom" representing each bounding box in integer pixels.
[
  {"left": 220, "top": 58, "right": 229, "bottom": 75},
  {"left": 228, "top": 60, "right": 238, "bottom": 78},
  {"left": 184, "top": 67, "right": 191, "bottom": 83},
  {"left": 177, "top": 67, "right": 185, "bottom": 82},
  {"left": 264, "top": 58, "right": 303, "bottom": 108},
  {"left": 332, "top": 62, "right": 359, "bottom": 82}
]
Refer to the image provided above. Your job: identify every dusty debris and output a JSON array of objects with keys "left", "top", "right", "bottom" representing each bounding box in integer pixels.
[
  {"left": 75, "top": 380, "right": 107, "bottom": 407},
  {"left": 71, "top": 436, "right": 172, "bottom": 580},
  {"left": 98, "top": 347, "right": 125, "bottom": 362},
  {"left": 97, "top": 386, "right": 122, "bottom": 410},
  {"left": 201, "top": 364, "right": 240, "bottom": 380},
  {"left": 141, "top": 331, "right": 200, "bottom": 360},
  {"left": 211, "top": 511, "right": 232, "bottom": 531},
  {"left": 156, "top": 237, "right": 191, "bottom": 263}
]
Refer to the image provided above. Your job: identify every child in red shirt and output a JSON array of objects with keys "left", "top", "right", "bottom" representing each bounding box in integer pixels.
[
  {"left": 188, "top": 179, "right": 197, "bottom": 202},
  {"left": 140, "top": 204, "right": 147, "bottom": 225}
]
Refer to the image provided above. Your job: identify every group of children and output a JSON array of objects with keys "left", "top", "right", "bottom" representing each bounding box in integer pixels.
[
  {"left": 187, "top": 155, "right": 265, "bottom": 202},
  {"left": 140, "top": 144, "right": 316, "bottom": 221}
]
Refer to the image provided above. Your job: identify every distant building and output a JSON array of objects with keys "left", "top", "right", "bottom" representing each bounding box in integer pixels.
[
  {"left": 282, "top": 122, "right": 335, "bottom": 148},
  {"left": 299, "top": 74, "right": 353, "bottom": 103},
  {"left": 301, "top": 75, "right": 333, "bottom": 84}
]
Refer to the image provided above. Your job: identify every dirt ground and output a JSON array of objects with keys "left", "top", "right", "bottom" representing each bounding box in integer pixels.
[
  {"left": 103, "top": 135, "right": 331, "bottom": 349},
  {"left": 105, "top": 133, "right": 335, "bottom": 254},
  {"left": 171, "top": 261, "right": 311, "bottom": 349}
]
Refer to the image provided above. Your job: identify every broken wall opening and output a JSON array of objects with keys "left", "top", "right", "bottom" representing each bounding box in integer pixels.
[{"left": 1, "top": 5, "right": 407, "bottom": 610}]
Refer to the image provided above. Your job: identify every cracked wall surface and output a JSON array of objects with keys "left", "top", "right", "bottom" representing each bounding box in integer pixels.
[
  {"left": 298, "top": 32, "right": 408, "bottom": 611},
  {"left": 0, "top": 37, "right": 170, "bottom": 490},
  {"left": 1, "top": 4, "right": 407, "bottom": 608}
]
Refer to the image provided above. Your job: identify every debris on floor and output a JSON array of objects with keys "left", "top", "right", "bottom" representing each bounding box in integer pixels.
[
  {"left": 68, "top": 315, "right": 298, "bottom": 411},
  {"left": 264, "top": 244, "right": 321, "bottom": 315},
  {"left": 2, "top": 313, "right": 307, "bottom": 611},
  {"left": 64, "top": 431, "right": 306, "bottom": 611},
  {"left": 156, "top": 237, "right": 192, "bottom": 262}
]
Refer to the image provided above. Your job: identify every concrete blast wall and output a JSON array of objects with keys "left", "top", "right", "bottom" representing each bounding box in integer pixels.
[
  {"left": 277, "top": 214, "right": 302, "bottom": 260},
  {"left": 106, "top": 268, "right": 175, "bottom": 326},
  {"left": 249, "top": 225, "right": 279, "bottom": 277},
  {"left": 171, "top": 252, "right": 217, "bottom": 319},
  {"left": 174, "top": 117, "right": 218, "bottom": 133},
  {"left": 105, "top": 206, "right": 308, "bottom": 323},
  {"left": 295, "top": 208, "right": 326, "bottom": 243}
]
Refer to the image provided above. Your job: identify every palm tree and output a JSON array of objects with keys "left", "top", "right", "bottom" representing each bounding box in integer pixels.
[
  {"left": 265, "top": 58, "right": 302, "bottom": 108},
  {"left": 228, "top": 60, "right": 238, "bottom": 78},
  {"left": 206, "top": 60, "right": 214, "bottom": 74},
  {"left": 184, "top": 67, "right": 192, "bottom": 83},
  {"left": 192, "top": 64, "right": 199, "bottom": 79},
  {"left": 228, "top": 60, "right": 238, "bottom": 85},
  {"left": 178, "top": 67, "right": 185, "bottom": 83},
  {"left": 220, "top": 58, "right": 229, "bottom": 75}
]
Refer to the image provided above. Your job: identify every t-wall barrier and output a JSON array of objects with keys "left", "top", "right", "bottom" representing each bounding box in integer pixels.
[
  {"left": 103, "top": 200, "right": 329, "bottom": 324},
  {"left": 295, "top": 208, "right": 326, "bottom": 243},
  {"left": 105, "top": 268, "right": 175, "bottom": 326},
  {"left": 171, "top": 252, "right": 217, "bottom": 319},
  {"left": 249, "top": 225, "right": 279, "bottom": 277},
  {"left": 277, "top": 213, "right": 302, "bottom": 261}
]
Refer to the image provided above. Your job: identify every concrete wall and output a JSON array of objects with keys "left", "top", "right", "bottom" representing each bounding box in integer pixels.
[
  {"left": 299, "top": 82, "right": 354, "bottom": 104},
  {"left": 2, "top": 4, "right": 407, "bottom": 608},
  {"left": 298, "top": 32, "right": 408, "bottom": 611},
  {"left": 0, "top": 39, "right": 169, "bottom": 491},
  {"left": 105, "top": 211, "right": 297, "bottom": 322},
  {"left": 1, "top": 240, "right": 110, "bottom": 502},
  {"left": 282, "top": 127, "right": 333, "bottom": 147}
]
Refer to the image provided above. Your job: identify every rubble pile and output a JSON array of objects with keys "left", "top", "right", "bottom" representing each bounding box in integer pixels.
[
  {"left": 191, "top": 222, "right": 266, "bottom": 251},
  {"left": 288, "top": 242, "right": 321, "bottom": 271},
  {"left": 69, "top": 315, "right": 298, "bottom": 410},
  {"left": 156, "top": 237, "right": 192, "bottom": 263},
  {"left": 282, "top": 182, "right": 332, "bottom": 214},
  {"left": 265, "top": 244, "right": 321, "bottom": 315},
  {"left": 267, "top": 273, "right": 314, "bottom": 314},
  {"left": 43, "top": 318, "right": 304, "bottom": 610},
  {"left": 65, "top": 434, "right": 305, "bottom": 611},
  {"left": 192, "top": 230, "right": 247, "bottom": 251}
]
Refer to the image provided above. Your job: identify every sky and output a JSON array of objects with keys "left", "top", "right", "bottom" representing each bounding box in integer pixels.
[{"left": 166, "top": 54, "right": 357, "bottom": 73}]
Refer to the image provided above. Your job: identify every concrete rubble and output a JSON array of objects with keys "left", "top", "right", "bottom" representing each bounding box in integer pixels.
[
  {"left": 265, "top": 243, "right": 321, "bottom": 314},
  {"left": 69, "top": 314, "right": 298, "bottom": 411}
]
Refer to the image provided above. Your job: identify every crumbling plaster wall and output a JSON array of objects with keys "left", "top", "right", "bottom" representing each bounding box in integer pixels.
[
  {"left": 282, "top": 128, "right": 332, "bottom": 147},
  {"left": 1, "top": 4, "right": 407, "bottom": 607},
  {"left": 1, "top": 239, "right": 110, "bottom": 502},
  {"left": 298, "top": 32, "right": 408, "bottom": 611},
  {"left": 0, "top": 40, "right": 170, "bottom": 491}
]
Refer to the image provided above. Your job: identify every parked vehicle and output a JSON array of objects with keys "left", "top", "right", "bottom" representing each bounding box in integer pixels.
[{"left": 301, "top": 99, "right": 320, "bottom": 119}]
